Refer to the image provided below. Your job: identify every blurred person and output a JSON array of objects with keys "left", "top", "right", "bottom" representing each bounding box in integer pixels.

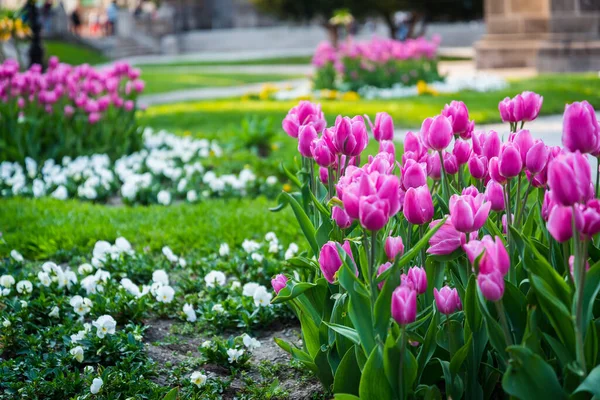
[
  {"left": 42, "top": 0, "right": 53, "bottom": 34},
  {"left": 106, "top": 1, "right": 118, "bottom": 35},
  {"left": 70, "top": 6, "right": 82, "bottom": 36},
  {"left": 89, "top": 11, "right": 99, "bottom": 36}
]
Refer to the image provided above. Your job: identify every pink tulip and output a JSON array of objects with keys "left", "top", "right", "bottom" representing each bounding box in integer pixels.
[
  {"left": 463, "top": 235, "right": 510, "bottom": 275},
  {"left": 88, "top": 112, "right": 101, "bottom": 124},
  {"left": 298, "top": 125, "right": 318, "bottom": 158},
  {"left": 132, "top": 79, "right": 145, "bottom": 93},
  {"left": 385, "top": 236, "right": 404, "bottom": 261},
  {"left": 568, "top": 255, "right": 590, "bottom": 282},
  {"left": 406, "top": 266, "right": 427, "bottom": 294},
  {"left": 473, "top": 130, "right": 501, "bottom": 160},
  {"left": 420, "top": 115, "right": 453, "bottom": 151},
  {"left": 453, "top": 139, "right": 471, "bottom": 165},
  {"left": 548, "top": 151, "right": 593, "bottom": 206},
  {"left": 64, "top": 105, "right": 74, "bottom": 117},
  {"left": 403, "top": 185, "right": 434, "bottom": 225},
  {"left": 498, "top": 97, "right": 516, "bottom": 123},
  {"left": 579, "top": 199, "right": 600, "bottom": 237},
  {"left": 282, "top": 101, "right": 326, "bottom": 138},
  {"left": 377, "top": 262, "right": 393, "bottom": 289},
  {"left": 359, "top": 195, "right": 389, "bottom": 231},
  {"left": 370, "top": 112, "right": 394, "bottom": 141},
  {"left": 468, "top": 155, "right": 488, "bottom": 180},
  {"left": 319, "top": 167, "right": 329, "bottom": 185},
  {"left": 511, "top": 129, "right": 534, "bottom": 164},
  {"left": 379, "top": 140, "right": 396, "bottom": 157},
  {"left": 442, "top": 100, "right": 473, "bottom": 139},
  {"left": 434, "top": 286, "right": 461, "bottom": 315},
  {"left": 401, "top": 159, "right": 427, "bottom": 189},
  {"left": 332, "top": 206, "right": 352, "bottom": 229},
  {"left": 428, "top": 218, "right": 467, "bottom": 255},
  {"left": 547, "top": 205, "right": 580, "bottom": 243},
  {"left": 444, "top": 153, "right": 459, "bottom": 175},
  {"left": 334, "top": 115, "right": 369, "bottom": 156},
  {"left": 124, "top": 100, "right": 134, "bottom": 112},
  {"left": 498, "top": 143, "right": 522, "bottom": 179},
  {"left": 448, "top": 191, "right": 491, "bottom": 233},
  {"left": 541, "top": 191, "right": 556, "bottom": 221},
  {"left": 318, "top": 242, "right": 343, "bottom": 283},
  {"left": 404, "top": 130, "right": 425, "bottom": 156},
  {"left": 514, "top": 91, "right": 543, "bottom": 122},
  {"left": 271, "top": 274, "right": 288, "bottom": 294},
  {"left": 311, "top": 138, "right": 336, "bottom": 167},
  {"left": 391, "top": 285, "right": 417, "bottom": 325},
  {"left": 525, "top": 140, "right": 549, "bottom": 175},
  {"left": 485, "top": 180, "right": 505, "bottom": 211},
  {"left": 427, "top": 152, "right": 442, "bottom": 180},
  {"left": 488, "top": 157, "right": 506, "bottom": 184},
  {"left": 478, "top": 271, "right": 505, "bottom": 301},
  {"left": 562, "top": 101, "right": 599, "bottom": 154}
]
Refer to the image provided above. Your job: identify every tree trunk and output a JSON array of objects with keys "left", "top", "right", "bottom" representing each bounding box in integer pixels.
[
  {"left": 382, "top": 12, "right": 397, "bottom": 40},
  {"left": 323, "top": 22, "right": 339, "bottom": 47}
]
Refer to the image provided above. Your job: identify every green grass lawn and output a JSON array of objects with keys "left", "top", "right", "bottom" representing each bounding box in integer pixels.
[
  {"left": 45, "top": 40, "right": 109, "bottom": 65},
  {"left": 0, "top": 197, "right": 299, "bottom": 260},
  {"left": 138, "top": 55, "right": 313, "bottom": 69},
  {"left": 141, "top": 66, "right": 302, "bottom": 95}
]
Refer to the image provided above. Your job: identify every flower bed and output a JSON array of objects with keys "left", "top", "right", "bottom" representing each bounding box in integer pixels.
[
  {"left": 312, "top": 36, "right": 443, "bottom": 91},
  {"left": 0, "top": 58, "right": 144, "bottom": 162},
  {"left": 0, "top": 128, "right": 280, "bottom": 205},
  {"left": 0, "top": 232, "right": 303, "bottom": 397},
  {"left": 272, "top": 96, "right": 600, "bottom": 398}
]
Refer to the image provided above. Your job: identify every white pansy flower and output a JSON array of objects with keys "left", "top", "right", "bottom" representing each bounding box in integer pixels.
[
  {"left": 285, "top": 243, "right": 299, "bottom": 260},
  {"left": 84, "top": 366, "right": 94, "bottom": 374},
  {"left": 212, "top": 304, "right": 224, "bottom": 313},
  {"left": 242, "top": 282, "right": 260, "bottom": 297},
  {"left": 183, "top": 303, "right": 197, "bottom": 322},
  {"left": 218, "top": 243, "right": 230, "bottom": 257},
  {"left": 10, "top": 250, "right": 24, "bottom": 263},
  {"left": 190, "top": 371, "right": 207, "bottom": 387},
  {"left": 155, "top": 285, "right": 175, "bottom": 303},
  {"left": 186, "top": 190, "right": 198, "bottom": 203},
  {"left": 16, "top": 280, "right": 32, "bottom": 294},
  {"left": 201, "top": 340, "right": 212, "bottom": 348},
  {"left": 78, "top": 263, "right": 94, "bottom": 275},
  {"left": 49, "top": 306, "right": 60, "bottom": 318},
  {"left": 178, "top": 257, "right": 187, "bottom": 268},
  {"left": 51, "top": 185, "right": 68, "bottom": 200},
  {"left": 3, "top": 319, "right": 11, "bottom": 328},
  {"left": 37, "top": 271, "right": 51, "bottom": 287},
  {"left": 90, "top": 377, "right": 103, "bottom": 394},
  {"left": 157, "top": 190, "right": 171, "bottom": 205},
  {"left": 253, "top": 285, "right": 273, "bottom": 307},
  {"left": 242, "top": 239, "right": 260, "bottom": 253},
  {"left": 92, "top": 315, "right": 116, "bottom": 338},
  {"left": 251, "top": 253, "right": 264, "bottom": 263},
  {"left": 70, "top": 346, "right": 84, "bottom": 362},
  {"left": 204, "top": 271, "right": 226, "bottom": 288},
  {"left": 115, "top": 237, "right": 134, "bottom": 255},
  {"left": 70, "top": 295, "right": 93, "bottom": 316},
  {"left": 242, "top": 334, "right": 261, "bottom": 350},
  {"left": 20, "top": 300, "right": 28, "bottom": 308},
  {"left": 266, "top": 176, "right": 278, "bottom": 185},
  {"left": 0, "top": 275, "right": 15, "bottom": 287},
  {"left": 265, "top": 232, "right": 277, "bottom": 242},
  {"left": 227, "top": 348, "right": 245, "bottom": 363},
  {"left": 268, "top": 241, "right": 280, "bottom": 253},
  {"left": 152, "top": 269, "right": 169, "bottom": 286},
  {"left": 162, "top": 246, "right": 179, "bottom": 263},
  {"left": 230, "top": 281, "right": 241, "bottom": 290}
]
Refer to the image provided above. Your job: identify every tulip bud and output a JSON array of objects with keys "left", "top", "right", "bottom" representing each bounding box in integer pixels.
[
  {"left": 421, "top": 115, "right": 453, "bottom": 151},
  {"left": 562, "top": 101, "right": 599, "bottom": 154},
  {"left": 385, "top": 236, "right": 404, "bottom": 261},
  {"left": 548, "top": 152, "right": 593, "bottom": 206},
  {"left": 404, "top": 131, "right": 424, "bottom": 156},
  {"left": 477, "top": 271, "right": 505, "bottom": 301},
  {"left": 377, "top": 262, "right": 393, "bottom": 290},
  {"left": 463, "top": 235, "right": 510, "bottom": 276},
  {"left": 514, "top": 91, "right": 543, "bottom": 122},
  {"left": 427, "top": 218, "right": 466, "bottom": 255},
  {"left": 485, "top": 180, "right": 505, "bottom": 211},
  {"left": 298, "top": 125, "right": 318, "bottom": 158},
  {"left": 311, "top": 138, "right": 336, "bottom": 167},
  {"left": 525, "top": 140, "right": 549, "bottom": 175},
  {"left": 488, "top": 157, "right": 506, "bottom": 184},
  {"left": 332, "top": 206, "right": 352, "bottom": 229},
  {"left": 402, "top": 159, "right": 427, "bottom": 189},
  {"left": 434, "top": 286, "right": 461, "bottom": 315},
  {"left": 579, "top": 199, "right": 600, "bottom": 237},
  {"left": 334, "top": 115, "right": 369, "bottom": 156},
  {"left": 271, "top": 274, "right": 288, "bottom": 294},
  {"left": 319, "top": 167, "right": 329, "bottom": 185},
  {"left": 318, "top": 242, "right": 343, "bottom": 283},
  {"left": 547, "top": 205, "right": 581, "bottom": 243},
  {"left": 482, "top": 130, "right": 501, "bottom": 160},
  {"left": 371, "top": 112, "right": 394, "bottom": 141},
  {"left": 359, "top": 195, "right": 390, "bottom": 231},
  {"left": 449, "top": 192, "right": 491, "bottom": 233},
  {"left": 498, "top": 97, "right": 516, "bottom": 123},
  {"left": 379, "top": 140, "right": 396, "bottom": 157},
  {"left": 453, "top": 139, "right": 471, "bottom": 165},
  {"left": 391, "top": 285, "right": 417, "bottom": 325},
  {"left": 498, "top": 143, "right": 522, "bottom": 179},
  {"left": 403, "top": 185, "right": 434, "bottom": 225},
  {"left": 406, "top": 266, "right": 427, "bottom": 294},
  {"left": 468, "top": 155, "right": 488, "bottom": 180},
  {"left": 427, "top": 153, "right": 441, "bottom": 180},
  {"left": 444, "top": 153, "right": 459, "bottom": 175},
  {"left": 511, "top": 129, "right": 534, "bottom": 164},
  {"left": 442, "top": 100, "right": 473, "bottom": 139}
]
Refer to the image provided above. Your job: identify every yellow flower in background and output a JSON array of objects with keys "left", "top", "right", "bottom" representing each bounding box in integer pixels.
[
  {"left": 283, "top": 183, "right": 292, "bottom": 192},
  {"left": 341, "top": 91, "right": 360, "bottom": 101},
  {"left": 295, "top": 95, "right": 313, "bottom": 101},
  {"left": 271, "top": 143, "right": 279, "bottom": 151},
  {"left": 416, "top": 80, "right": 438, "bottom": 96},
  {"left": 319, "top": 89, "right": 338, "bottom": 100},
  {"left": 259, "top": 83, "right": 279, "bottom": 101},
  {"left": 183, "top": 130, "right": 192, "bottom": 136}
]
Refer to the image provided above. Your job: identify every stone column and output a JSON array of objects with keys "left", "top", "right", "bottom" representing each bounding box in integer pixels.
[{"left": 475, "top": 0, "right": 600, "bottom": 72}]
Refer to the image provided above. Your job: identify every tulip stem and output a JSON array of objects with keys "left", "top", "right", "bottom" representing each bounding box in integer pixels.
[
  {"left": 514, "top": 173, "right": 523, "bottom": 224},
  {"left": 495, "top": 300, "right": 513, "bottom": 348},
  {"left": 398, "top": 326, "right": 407, "bottom": 400},
  {"left": 419, "top": 224, "right": 425, "bottom": 265},
  {"left": 596, "top": 157, "right": 600, "bottom": 198},
  {"left": 369, "top": 230, "right": 378, "bottom": 304},
  {"left": 327, "top": 166, "right": 334, "bottom": 201},
  {"left": 515, "top": 181, "right": 532, "bottom": 226},
  {"left": 457, "top": 165, "right": 464, "bottom": 190},
  {"left": 438, "top": 151, "right": 449, "bottom": 202},
  {"left": 572, "top": 211, "right": 587, "bottom": 374},
  {"left": 504, "top": 180, "right": 514, "bottom": 284}
]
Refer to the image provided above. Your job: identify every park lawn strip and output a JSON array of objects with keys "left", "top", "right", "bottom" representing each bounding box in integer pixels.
[
  {"left": 45, "top": 40, "right": 109, "bottom": 65},
  {"left": 137, "top": 55, "right": 313, "bottom": 69},
  {"left": 0, "top": 197, "right": 299, "bottom": 260},
  {"left": 141, "top": 66, "right": 303, "bottom": 95}
]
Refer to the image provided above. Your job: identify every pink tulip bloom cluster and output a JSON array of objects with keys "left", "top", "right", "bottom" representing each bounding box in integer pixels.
[
  {"left": 318, "top": 241, "right": 354, "bottom": 283},
  {"left": 434, "top": 286, "right": 462, "bottom": 315},
  {"left": 391, "top": 266, "right": 427, "bottom": 325},
  {"left": 0, "top": 57, "right": 144, "bottom": 124}
]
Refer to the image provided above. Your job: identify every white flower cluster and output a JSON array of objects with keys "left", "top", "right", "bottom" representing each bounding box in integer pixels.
[
  {"left": 162, "top": 246, "right": 187, "bottom": 267},
  {"left": 0, "top": 128, "right": 273, "bottom": 205}
]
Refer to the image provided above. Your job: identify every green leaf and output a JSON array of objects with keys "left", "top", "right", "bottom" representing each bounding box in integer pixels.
[
  {"left": 573, "top": 364, "right": 600, "bottom": 397},
  {"left": 162, "top": 388, "right": 178, "bottom": 400},
  {"left": 502, "top": 280, "right": 528, "bottom": 343},
  {"left": 316, "top": 217, "right": 333, "bottom": 249},
  {"left": 417, "top": 307, "right": 438, "bottom": 381},
  {"left": 359, "top": 347, "right": 394, "bottom": 400},
  {"left": 477, "top": 291, "right": 508, "bottom": 362},
  {"left": 324, "top": 322, "right": 361, "bottom": 346},
  {"left": 334, "top": 395, "right": 361, "bottom": 400},
  {"left": 271, "top": 281, "right": 318, "bottom": 304},
  {"left": 542, "top": 333, "right": 573, "bottom": 370},
  {"left": 450, "top": 336, "right": 472, "bottom": 375},
  {"left": 502, "top": 346, "right": 567, "bottom": 400},
  {"left": 464, "top": 275, "right": 483, "bottom": 332},
  {"left": 282, "top": 162, "right": 302, "bottom": 188},
  {"left": 373, "top": 259, "right": 401, "bottom": 342},
  {"left": 415, "top": 385, "right": 442, "bottom": 400},
  {"left": 582, "top": 260, "right": 600, "bottom": 338},
  {"left": 333, "top": 346, "right": 361, "bottom": 396},
  {"left": 280, "top": 191, "right": 319, "bottom": 255}
]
